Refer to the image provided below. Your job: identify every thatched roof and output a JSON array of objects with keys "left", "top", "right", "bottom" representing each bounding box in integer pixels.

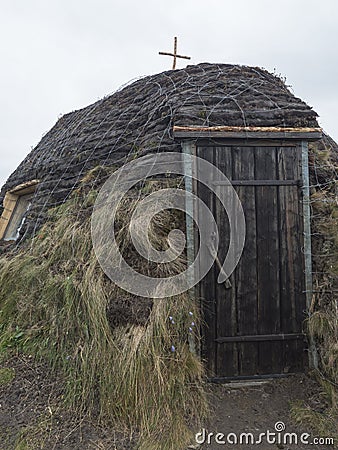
[{"left": 0, "top": 62, "right": 323, "bottom": 237}]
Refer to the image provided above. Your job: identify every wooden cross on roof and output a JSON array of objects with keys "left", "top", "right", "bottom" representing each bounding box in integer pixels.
[{"left": 159, "top": 37, "right": 191, "bottom": 70}]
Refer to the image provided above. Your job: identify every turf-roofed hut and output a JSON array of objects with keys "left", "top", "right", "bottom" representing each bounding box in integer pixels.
[{"left": 0, "top": 63, "right": 337, "bottom": 449}]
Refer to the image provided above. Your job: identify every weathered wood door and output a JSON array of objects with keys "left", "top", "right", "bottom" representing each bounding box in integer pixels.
[{"left": 197, "top": 142, "right": 307, "bottom": 379}]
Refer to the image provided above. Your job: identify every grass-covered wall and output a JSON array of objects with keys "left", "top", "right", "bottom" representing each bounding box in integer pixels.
[
  {"left": 291, "top": 135, "right": 337, "bottom": 437},
  {"left": 0, "top": 175, "right": 207, "bottom": 450}
]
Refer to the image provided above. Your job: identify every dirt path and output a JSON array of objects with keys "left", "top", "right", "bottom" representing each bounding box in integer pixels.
[{"left": 193, "top": 375, "right": 335, "bottom": 450}]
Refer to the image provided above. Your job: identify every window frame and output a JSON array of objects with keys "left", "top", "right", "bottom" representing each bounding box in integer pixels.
[{"left": 0, "top": 180, "right": 39, "bottom": 241}]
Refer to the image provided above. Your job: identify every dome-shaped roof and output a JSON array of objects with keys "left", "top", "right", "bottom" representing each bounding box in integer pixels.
[{"left": 0, "top": 63, "right": 320, "bottom": 238}]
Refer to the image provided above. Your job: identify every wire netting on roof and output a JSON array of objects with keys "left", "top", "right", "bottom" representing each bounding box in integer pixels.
[{"left": 0, "top": 63, "right": 318, "bottom": 240}]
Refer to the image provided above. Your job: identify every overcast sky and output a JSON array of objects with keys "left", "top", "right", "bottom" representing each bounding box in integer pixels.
[{"left": 1, "top": 0, "right": 337, "bottom": 187}]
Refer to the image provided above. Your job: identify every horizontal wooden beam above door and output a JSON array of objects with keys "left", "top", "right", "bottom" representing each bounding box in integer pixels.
[{"left": 173, "top": 125, "right": 322, "bottom": 140}]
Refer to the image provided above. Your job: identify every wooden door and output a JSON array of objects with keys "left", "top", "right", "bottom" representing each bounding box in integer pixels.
[{"left": 197, "top": 143, "right": 307, "bottom": 379}]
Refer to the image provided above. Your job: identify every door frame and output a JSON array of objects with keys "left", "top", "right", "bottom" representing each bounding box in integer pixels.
[{"left": 176, "top": 128, "right": 321, "bottom": 377}]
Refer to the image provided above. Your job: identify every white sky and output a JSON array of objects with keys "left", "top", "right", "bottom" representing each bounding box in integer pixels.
[{"left": 1, "top": 0, "right": 337, "bottom": 187}]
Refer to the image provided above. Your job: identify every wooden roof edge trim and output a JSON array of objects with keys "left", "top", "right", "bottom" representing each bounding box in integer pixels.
[
  {"left": 173, "top": 126, "right": 322, "bottom": 133},
  {"left": 173, "top": 126, "right": 322, "bottom": 141},
  {"left": 9, "top": 179, "right": 40, "bottom": 194}
]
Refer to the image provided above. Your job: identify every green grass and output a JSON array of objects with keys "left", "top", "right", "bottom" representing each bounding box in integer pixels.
[
  {"left": 291, "top": 399, "right": 337, "bottom": 442},
  {"left": 0, "top": 367, "right": 15, "bottom": 386},
  {"left": 14, "top": 438, "right": 28, "bottom": 450}
]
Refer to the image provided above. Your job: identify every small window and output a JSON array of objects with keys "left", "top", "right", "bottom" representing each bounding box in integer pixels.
[{"left": 0, "top": 180, "right": 39, "bottom": 242}]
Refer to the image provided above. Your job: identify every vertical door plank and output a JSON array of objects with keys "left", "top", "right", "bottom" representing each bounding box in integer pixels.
[
  {"left": 214, "top": 146, "right": 239, "bottom": 376},
  {"left": 255, "top": 146, "right": 283, "bottom": 374},
  {"left": 277, "top": 146, "right": 306, "bottom": 372},
  {"left": 232, "top": 146, "right": 259, "bottom": 375}
]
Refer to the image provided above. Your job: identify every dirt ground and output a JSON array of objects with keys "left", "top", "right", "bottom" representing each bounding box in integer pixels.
[
  {"left": 0, "top": 356, "right": 335, "bottom": 450},
  {"left": 0, "top": 355, "right": 137, "bottom": 450},
  {"left": 194, "top": 375, "right": 336, "bottom": 450}
]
